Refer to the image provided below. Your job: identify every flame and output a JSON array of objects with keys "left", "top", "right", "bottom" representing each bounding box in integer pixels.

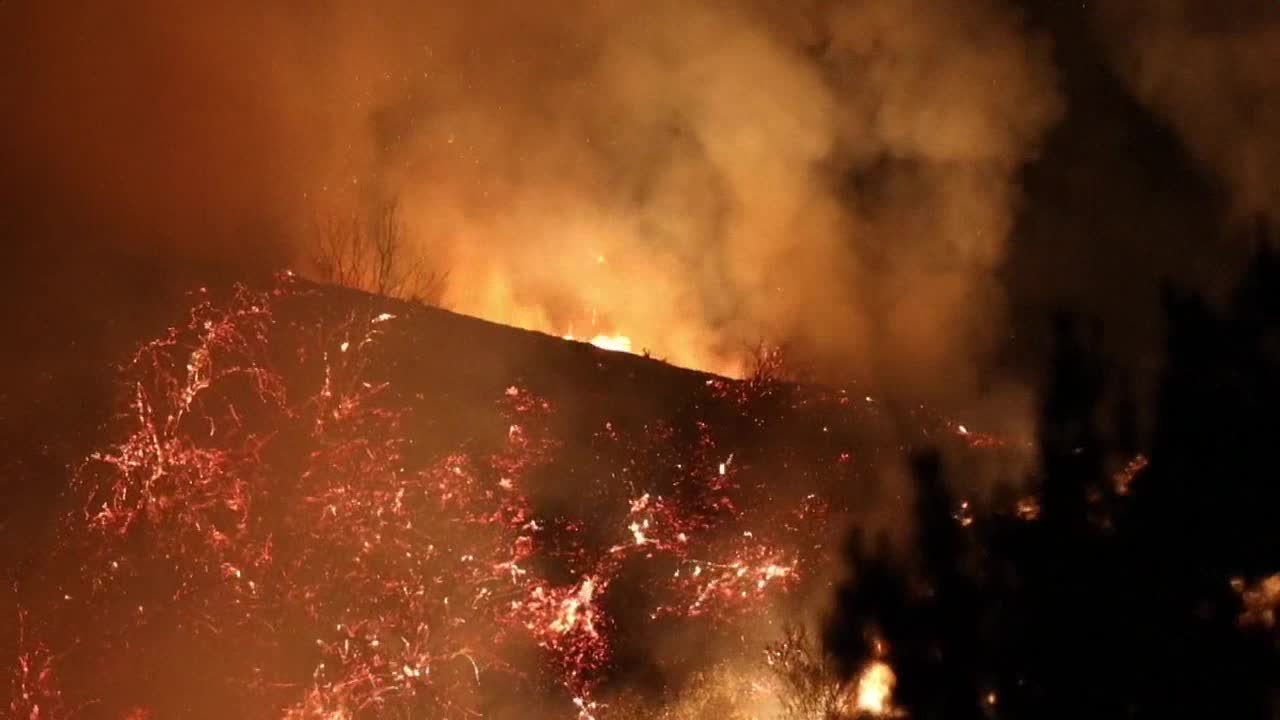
[
  {"left": 854, "top": 660, "right": 897, "bottom": 716},
  {"left": 565, "top": 332, "right": 634, "bottom": 354}
]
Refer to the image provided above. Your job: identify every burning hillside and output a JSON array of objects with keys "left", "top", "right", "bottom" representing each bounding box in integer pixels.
[
  {"left": 7, "top": 1, "right": 1280, "bottom": 715},
  {"left": 7, "top": 275, "right": 1014, "bottom": 719}
]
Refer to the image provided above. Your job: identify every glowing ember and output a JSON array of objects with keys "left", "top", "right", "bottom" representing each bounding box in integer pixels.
[
  {"left": 549, "top": 578, "right": 601, "bottom": 637},
  {"left": 1233, "top": 574, "right": 1280, "bottom": 629},
  {"left": 1113, "top": 453, "right": 1150, "bottom": 496}
]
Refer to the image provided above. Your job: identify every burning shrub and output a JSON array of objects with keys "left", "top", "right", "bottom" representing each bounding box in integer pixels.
[
  {"left": 16, "top": 277, "right": 919, "bottom": 718},
  {"left": 35, "top": 283, "right": 573, "bottom": 716}
]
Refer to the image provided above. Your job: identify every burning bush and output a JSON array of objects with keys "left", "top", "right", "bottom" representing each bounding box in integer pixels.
[{"left": 15, "top": 276, "right": 947, "bottom": 718}]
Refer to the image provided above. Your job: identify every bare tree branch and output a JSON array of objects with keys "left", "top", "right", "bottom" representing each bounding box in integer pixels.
[{"left": 313, "top": 198, "right": 448, "bottom": 306}]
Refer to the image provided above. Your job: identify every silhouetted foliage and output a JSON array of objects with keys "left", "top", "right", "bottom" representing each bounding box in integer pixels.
[
  {"left": 767, "top": 624, "right": 854, "bottom": 720},
  {"left": 314, "top": 198, "right": 448, "bottom": 305},
  {"left": 825, "top": 239, "right": 1280, "bottom": 718}
]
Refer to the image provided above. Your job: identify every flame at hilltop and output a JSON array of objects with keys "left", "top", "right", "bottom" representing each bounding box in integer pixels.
[
  {"left": 561, "top": 261, "right": 638, "bottom": 359},
  {"left": 564, "top": 333, "right": 635, "bottom": 355}
]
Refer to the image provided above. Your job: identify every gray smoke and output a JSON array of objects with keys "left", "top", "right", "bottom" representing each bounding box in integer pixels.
[{"left": 1093, "top": 0, "right": 1280, "bottom": 224}]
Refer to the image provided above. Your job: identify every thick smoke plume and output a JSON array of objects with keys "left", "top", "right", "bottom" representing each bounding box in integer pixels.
[
  {"left": 2, "top": 0, "right": 1062, "bottom": 410},
  {"left": 349, "top": 0, "right": 1065, "bottom": 406},
  {"left": 1093, "top": 0, "right": 1280, "bottom": 225}
]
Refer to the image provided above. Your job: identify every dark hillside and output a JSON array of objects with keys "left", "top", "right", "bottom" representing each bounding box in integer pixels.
[{"left": 4, "top": 275, "right": 1015, "bottom": 719}]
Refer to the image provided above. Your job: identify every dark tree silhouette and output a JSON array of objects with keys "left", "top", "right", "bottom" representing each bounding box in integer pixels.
[
  {"left": 825, "top": 236, "right": 1280, "bottom": 719},
  {"left": 313, "top": 198, "right": 448, "bottom": 305}
]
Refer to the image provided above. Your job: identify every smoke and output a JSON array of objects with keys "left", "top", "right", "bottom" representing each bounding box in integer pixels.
[
  {"left": 1092, "top": 0, "right": 1280, "bottom": 225},
  {"left": 1, "top": 0, "right": 1064, "bottom": 410},
  {"left": 11, "top": 0, "right": 1280, "bottom": 413},
  {"left": 348, "top": 0, "right": 1065, "bottom": 407}
]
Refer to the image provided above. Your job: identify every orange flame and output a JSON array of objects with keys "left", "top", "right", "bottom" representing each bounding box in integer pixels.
[{"left": 854, "top": 660, "right": 897, "bottom": 716}]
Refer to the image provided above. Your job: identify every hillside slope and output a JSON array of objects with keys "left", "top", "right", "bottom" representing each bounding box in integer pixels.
[{"left": 7, "top": 275, "right": 1015, "bottom": 719}]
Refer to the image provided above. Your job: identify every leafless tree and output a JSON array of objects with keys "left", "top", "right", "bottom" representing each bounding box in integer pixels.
[
  {"left": 313, "top": 198, "right": 448, "bottom": 305},
  {"left": 767, "top": 624, "right": 856, "bottom": 720}
]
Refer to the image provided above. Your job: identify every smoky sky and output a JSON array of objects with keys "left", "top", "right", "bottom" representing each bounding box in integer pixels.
[{"left": 1, "top": 0, "right": 1276, "bottom": 424}]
